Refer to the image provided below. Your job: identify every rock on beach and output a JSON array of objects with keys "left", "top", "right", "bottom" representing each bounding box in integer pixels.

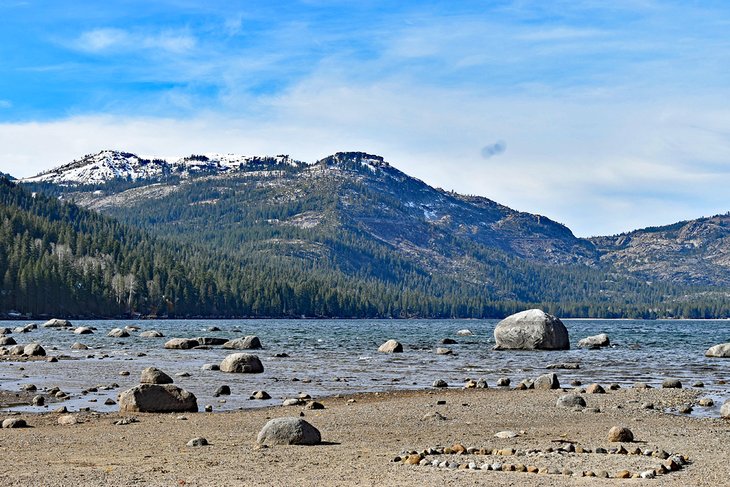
[
  {"left": 493, "top": 309, "right": 569, "bottom": 350},
  {"left": 140, "top": 367, "right": 174, "bottom": 385},
  {"left": 378, "top": 339, "right": 403, "bottom": 353},
  {"left": 256, "top": 417, "right": 321, "bottom": 446},
  {"left": 118, "top": 384, "right": 198, "bottom": 413},
  {"left": 220, "top": 353, "right": 264, "bottom": 373}
]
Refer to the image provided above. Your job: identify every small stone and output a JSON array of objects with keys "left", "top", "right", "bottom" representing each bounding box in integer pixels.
[
  {"left": 204, "top": 404, "right": 213, "bottom": 412},
  {"left": 305, "top": 401, "right": 325, "bottom": 410},
  {"left": 494, "top": 430, "right": 519, "bottom": 439},
  {"left": 570, "top": 379, "right": 582, "bottom": 387},
  {"left": 21, "top": 384, "right": 37, "bottom": 391},
  {"left": 432, "top": 379, "right": 448, "bottom": 388},
  {"left": 609, "top": 383, "right": 620, "bottom": 390},
  {"left": 693, "top": 381, "right": 704, "bottom": 388},
  {"left": 586, "top": 383, "right": 605, "bottom": 394},
  {"left": 633, "top": 382, "right": 651, "bottom": 389},
  {"left": 32, "top": 395, "right": 45, "bottom": 406},
  {"left": 57, "top": 414, "right": 78, "bottom": 425},
  {"left": 608, "top": 426, "right": 633, "bottom": 442},
  {"left": 251, "top": 390, "right": 271, "bottom": 400},
  {"left": 496, "top": 377, "right": 510, "bottom": 387},
  {"left": 556, "top": 394, "right": 586, "bottom": 408},
  {"left": 104, "top": 398, "right": 116, "bottom": 405},
  {"left": 187, "top": 437, "right": 209, "bottom": 447},
  {"left": 699, "top": 398, "right": 714, "bottom": 407},
  {"left": 533, "top": 373, "right": 560, "bottom": 390},
  {"left": 678, "top": 404, "right": 693, "bottom": 414},
  {"left": 422, "top": 411, "right": 446, "bottom": 421},
  {"left": 53, "top": 406, "right": 68, "bottom": 414},
  {"left": 119, "top": 371, "right": 130, "bottom": 376},
  {"left": 640, "top": 470, "right": 656, "bottom": 479},
  {"left": 435, "top": 347, "right": 453, "bottom": 355},
  {"left": 214, "top": 385, "right": 231, "bottom": 396}
]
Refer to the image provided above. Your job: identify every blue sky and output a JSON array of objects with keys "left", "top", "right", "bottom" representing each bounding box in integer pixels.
[{"left": 1, "top": 1, "right": 730, "bottom": 236}]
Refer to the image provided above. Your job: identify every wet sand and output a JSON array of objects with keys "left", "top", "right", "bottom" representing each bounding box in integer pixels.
[{"left": 1, "top": 385, "right": 728, "bottom": 486}]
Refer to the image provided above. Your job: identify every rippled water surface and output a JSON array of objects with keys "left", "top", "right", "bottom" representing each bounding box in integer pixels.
[{"left": 1, "top": 319, "right": 728, "bottom": 414}]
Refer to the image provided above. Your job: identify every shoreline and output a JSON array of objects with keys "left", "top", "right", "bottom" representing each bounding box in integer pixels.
[{"left": 1, "top": 386, "right": 728, "bottom": 486}]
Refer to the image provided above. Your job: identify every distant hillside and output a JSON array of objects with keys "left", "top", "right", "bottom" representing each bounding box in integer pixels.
[
  {"left": 17, "top": 149, "right": 730, "bottom": 319},
  {"left": 591, "top": 213, "right": 730, "bottom": 286}
]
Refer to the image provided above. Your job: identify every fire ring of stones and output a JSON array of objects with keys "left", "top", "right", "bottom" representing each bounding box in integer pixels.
[{"left": 393, "top": 442, "right": 690, "bottom": 479}]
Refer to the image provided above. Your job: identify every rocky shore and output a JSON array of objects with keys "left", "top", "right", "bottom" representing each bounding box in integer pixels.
[{"left": 0, "top": 385, "right": 728, "bottom": 486}]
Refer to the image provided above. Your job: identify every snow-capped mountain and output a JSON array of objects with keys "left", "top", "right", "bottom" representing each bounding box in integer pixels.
[{"left": 22, "top": 150, "right": 302, "bottom": 185}]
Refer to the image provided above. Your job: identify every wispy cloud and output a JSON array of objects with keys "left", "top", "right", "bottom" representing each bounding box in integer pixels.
[{"left": 71, "top": 28, "right": 196, "bottom": 54}]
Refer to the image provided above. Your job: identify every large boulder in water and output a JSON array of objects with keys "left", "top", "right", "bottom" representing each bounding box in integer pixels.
[
  {"left": 140, "top": 367, "right": 174, "bottom": 385},
  {"left": 256, "top": 417, "right": 321, "bottom": 446},
  {"left": 23, "top": 343, "right": 46, "bottom": 356},
  {"left": 493, "top": 309, "right": 569, "bottom": 350},
  {"left": 705, "top": 343, "right": 730, "bottom": 358},
  {"left": 118, "top": 384, "right": 197, "bottom": 413},
  {"left": 222, "top": 336, "right": 262, "bottom": 350},
  {"left": 164, "top": 338, "right": 200, "bottom": 349},
  {"left": 220, "top": 353, "right": 264, "bottom": 373}
]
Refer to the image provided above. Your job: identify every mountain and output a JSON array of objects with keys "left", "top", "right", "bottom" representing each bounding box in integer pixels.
[
  {"left": 591, "top": 213, "right": 730, "bottom": 286},
  {"left": 0, "top": 171, "right": 15, "bottom": 181},
  {"left": 23, "top": 150, "right": 301, "bottom": 185},
  {"left": 16, "top": 149, "right": 730, "bottom": 319}
]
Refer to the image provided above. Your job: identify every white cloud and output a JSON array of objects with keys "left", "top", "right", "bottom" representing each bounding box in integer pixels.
[{"left": 72, "top": 28, "right": 196, "bottom": 54}]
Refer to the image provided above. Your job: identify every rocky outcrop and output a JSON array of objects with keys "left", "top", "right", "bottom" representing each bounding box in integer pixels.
[
  {"left": 220, "top": 353, "right": 264, "bottom": 373},
  {"left": 493, "top": 309, "right": 569, "bottom": 350},
  {"left": 577, "top": 333, "right": 610, "bottom": 349},
  {"left": 222, "top": 336, "right": 262, "bottom": 350},
  {"left": 118, "top": 384, "right": 197, "bottom": 413},
  {"left": 256, "top": 417, "right": 321, "bottom": 446},
  {"left": 705, "top": 343, "right": 730, "bottom": 358},
  {"left": 378, "top": 339, "right": 403, "bottom": 353}
]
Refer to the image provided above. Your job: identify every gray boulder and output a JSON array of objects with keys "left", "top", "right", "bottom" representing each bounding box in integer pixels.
[
  {"left": 107, "top": 328, "right": 130, "bottom": 338},
  {"left": 534, "top": 373, "right": 560, "bottom": 390},
  {"left": 164, "top": 338, "right": 200, "bottom": 349},
  {"left": 2, "top": 418, "right": 28, "bottom": 428},
  {"left": 0, "top": 336, "right": 16, "bottom": 346},
  {"left": 23, "top": 343, "right": 46, "bottom": 356},
  {"left": 705, "top": 343, "right": 730, "bottom": 358},
  {"left": 256, "top": 417, "right": 321, "bottom": 446},
  {"left": 118, "top": 384, "right": 198, "bottom": 413},
  {"left": 493, "top": 309, "right": 569, "bottom": 350},
  {"left": 140, "top": 330, "right": 164, "bottom": 338},
  {"left": 556, "top": 394, "right": 586, "bottom": 408},
  {"left": 222, "top": 336, "right": 262, "bottom": 350},
  {"left": 378, "top": 339, "right": 403, "bottom": 353},
  {"left": 140, "top": 367, "right": 174, "bottom": 385},
  {"left": 42, "top": 319, "right": 72, "bottom": 328},
  {"left": 73, "top": 327, "right": 94, "bottom": 335},
  {"left": 70, "top": 342, "right": 88, "bottom": 350},
  {"left": 196, "top": 337, "right": 229, "bottom": 346},
  {"left": 220, "top": 353, "right": 264, "bottom": 373},
  {"left": 662, "top": 378, "right": 682, "bottom": 389},
  {"left": 8, "top": 344, "right": 25, "bottom": 355},
  {"left": 577, "top": 333, "right": 610, "bottom": 349}
]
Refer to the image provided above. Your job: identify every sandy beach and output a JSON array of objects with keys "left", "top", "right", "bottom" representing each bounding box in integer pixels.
[{"left": 1, "top": 384, "right": 728, "bottom": 486}]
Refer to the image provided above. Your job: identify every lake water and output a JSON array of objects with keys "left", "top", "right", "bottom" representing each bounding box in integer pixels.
[{"left": 1, "top": 319, "right": 728, "bottom": 415}]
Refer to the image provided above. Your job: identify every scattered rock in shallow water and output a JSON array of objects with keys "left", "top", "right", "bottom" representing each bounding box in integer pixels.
[
  {"left": 208, "top": 326, "right": 221, "bottom": 332},
  {"left": 53, "top": 406, "right": 68, "bottom": 414},
  {"left": 201, "top": 363, "right": 220, "bottom": 371},
  {"left": 662, "top": 379, "right": 682, "bottom": 389},
  {"left": 705, "top": 343, "right": 730, "bottom": 358},
  {"left": 176, "top": 372, "right": 191, "bottom": 378},
  {"left": 119, "top": 371, "right": 130, "bottom": 376},
  {"left": 2, "top": 418, "right": 27, "bottom": 428},
  {"left": 435, "top": 347, "right": 453, "bottom": 355},
  {"left": 164, "top": 338, "right": 200, "bottom": 350},
  {"left": 720, "top": 400, "right": 730, "bottom": 419},
  {"left": 608, "top": 426, "right": 634, "bottom": 442},
  {"left": 118, "top": 384, "right": 198, "bottom": 413},
  {"left": 204, "top": 404, "right": 213, "bottom": 412},
  {"left": 32, "top": 395, "right": 45, "bottom": 406},
  {"left": 256, "top": 417, "right": 321, "bottom": 446},
  {"left": 222, "top": 336, "right": 262, "bottom": 350},
  {"left": 107, "top": 328, "right": 130, "bottom": 338},
  {"left": 195, "top": 337, "right": 228, "bottom": 346},
  {"left": 577, "top": 333, "right": 610, "bottom": 349},
  {"left": 0, "top": 336, "right": 16, "bottom": 346},
  {"left": 274, "top": 353, "right": 289, "bottom": 358},
  {"left": 432, "top": 379, "right": 448, "bottom": 388},
  {"left": 140, "top": 367, "right": 174, "bottom": 385},
  {"left": 251, "top": 390, "right": 271, "bottom": 400},
  {"left": 456, "top": 329, "right": 473, "bottom": 336},
  {"left": 282, "top": 398, "right": 304, "bottom": 407},
  {"left": 73, "top": 327, "right": 93, "bottom": 335},
  {"left": 42, "top": 319, "right": 71, "bottom": 328},
  {"left": 496, "top": 377, "right": 510, "bottom": 387},
  {"left": 214, "top": 385, "right": 231, "bottom": 396},
  {"left": 586, "top": 383, "right": 605, "bottom": 394},
  {"left": 220, "top": 353, "right": 264, "bottom": 373},
  {"left": 305, "top": 401, "right": 325, "bottom": 410},
  {"left": 699, "top": 398, "right": 714, "bottom": 407},
  {"left": 378, "top": 339, "right": 403, "bottom": 353},
  {"left": 441, "top": 338, "right": 457, "bottom": 345},
  {"left": 187, "top": 437, "right": 208, "bottom": 447},
  {"left": 21, "top": 384, "right": 37, "bottom": 392},
  {"left": 493, "top": 309, "right": 569, "bottom": 350},
  {"left": 534, "top": 373, "right": 560, "bottom": 390},
  {"left": 23, "top": 343, "right": 46, "bottom": 356},
  {"left": 633, "top": 382, "right": 651, "bottom": 389},
  {"left": 570, "top": 379, "right": 582, "bottom": 387},
  {"left": 104, "top": 398, "right": 116, "bottom": 405},
  {"left": 678, "top": 404, "right": 693, "bottom": 414},
  {"left": 546, "top": 362, "right": 579, "bottom": 369},
  {"left": 71, "top": 342, "right": 88, "bottom": 350},
  {"left": 692, "top": 381, "right": 704, "bottom": 388},
  {"left": 609, "top": 383, "right": 621, "bottom": 390},
  {"left": 139, "top": 330, "right": 164, "bottom": 338},
  {"left": 556, "top": 394, "right": 586, "bottom": 408}
]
